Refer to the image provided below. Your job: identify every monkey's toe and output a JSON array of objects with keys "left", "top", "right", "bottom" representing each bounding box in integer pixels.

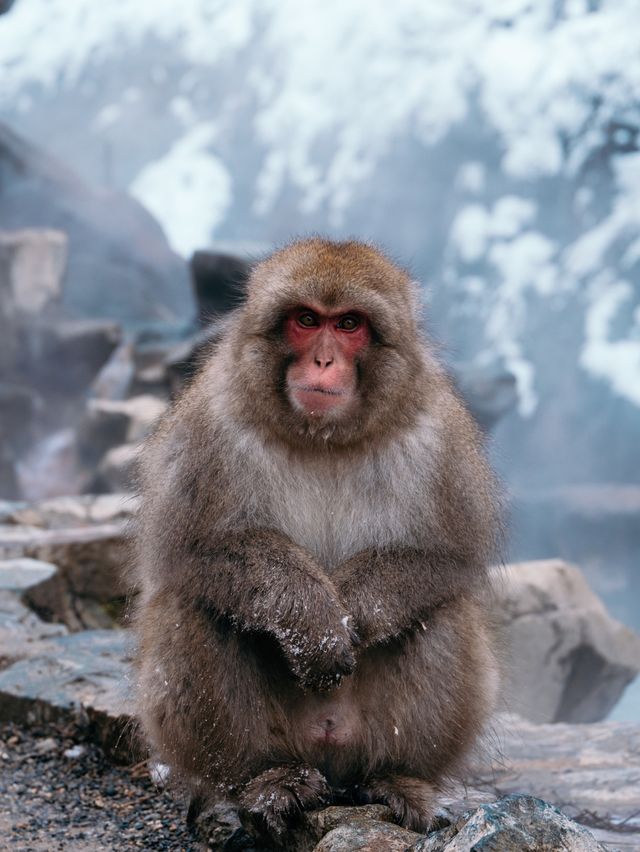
[
  {"left": 359, "top": 775, "right": 436, "bottom": 833},
  {"left": 239, "top": 765, "right": 330, "bottom": 841}
]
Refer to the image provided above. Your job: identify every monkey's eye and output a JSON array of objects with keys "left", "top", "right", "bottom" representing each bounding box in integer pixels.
[
  {"left": 297, "top": 311, "right": 318, "bottom": 328},
  {"left": 337, "top": 315, "right": 360, "bottom": 332}
]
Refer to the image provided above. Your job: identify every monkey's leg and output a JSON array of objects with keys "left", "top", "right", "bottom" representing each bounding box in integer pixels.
[
  {"left": 357, "top": 775, "right": 436, "bottom": 833},
  {"left": 239, "top": 765, "right": 330, "bottom": 842}
]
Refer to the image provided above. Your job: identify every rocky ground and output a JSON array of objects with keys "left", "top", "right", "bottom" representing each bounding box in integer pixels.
[
  {"left": 0, "top": 722, "right": 193, "bottom": 851},
  {"left": 2, "top": 715, "right": 639, "bottom": 851}
]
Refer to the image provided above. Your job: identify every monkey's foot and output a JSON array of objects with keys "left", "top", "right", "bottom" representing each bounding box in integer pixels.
[
  {"left": 239, "top": 765, "right": 330, "bottom": 843},
  {"left": 358, "top": 775, "right": 436, "bottom": 833}
]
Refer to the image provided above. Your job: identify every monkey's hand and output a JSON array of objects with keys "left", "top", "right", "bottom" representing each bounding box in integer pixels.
[
  {"left": 187, "top": 529, "right": 357, "bottom": 691},
  {"left": 275, "top": 607, "right": 358, "bottom": 693}
]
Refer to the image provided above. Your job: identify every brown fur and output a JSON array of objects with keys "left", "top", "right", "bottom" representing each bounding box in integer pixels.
[{"left": 132, "top": 238, "right": 501, "bottom": 840}]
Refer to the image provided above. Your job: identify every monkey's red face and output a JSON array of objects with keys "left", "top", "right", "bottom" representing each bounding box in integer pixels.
[{"left": 284, "top": 306, "right": 370, "bottom": 419}]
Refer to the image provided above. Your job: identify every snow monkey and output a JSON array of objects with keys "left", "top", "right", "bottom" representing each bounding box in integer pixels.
[{"left": 133, "top": 238, "right": 501, "bottom": 843}]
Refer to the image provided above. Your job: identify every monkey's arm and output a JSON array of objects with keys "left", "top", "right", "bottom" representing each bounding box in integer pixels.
[
  {"left": 333, "top": 544, "right": 486, "bottom": 647},
  {"left": 162, "top": 528, "right": 357, "bottom": 691}
]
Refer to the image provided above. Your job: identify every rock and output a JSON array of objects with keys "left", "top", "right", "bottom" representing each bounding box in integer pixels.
[
  {"left": 0, "top": 383, "right": 41, "bottom": 499},
  {"left": 0, "top": 229, "right": 67, "bottom": 317},
  {"left": 0, "top": 383, "right": 39, "bottom": 454},
  {"left": 0, "top": 522, "right": 129, "bottom": 630},
  {"left": 23, "top": 319, "right": 122, "bottom": 393},
  {"left": 315, "top": 819, "right": 421, "bottom": 851},
  {"left": 95, "top": 443, "right": 140, "bottom": 493},
  {"left": 78, "top": 395, "right": 166, "bottom": 465},
  {"left": 0, "top": 557, "right": 57, "bottom": 590},
  {"left": 0, "top": 121, "right": 192, "bottom": 325},
  {"left": 471, "top": 712, "right": 640, "bottom": 846},
  {"left": 411, "top": 795, "right": 605, "bottom": 851},
  {"left": 90, "top": 339, "right": 136, "bottom": 401},
  {"left": 0, "top": 629, "right": 135, "bottom": 760},
  {"left": 16, "top": 428, "right": 89, "bottom": 502},
  {"left": 494, "top": 559, "right": 640, "bottom": 722},
  {"left": 190, "top": 250, "right": 251, "bottom": 327},
  {"left": 0, "top": 493, "right": 137, "bottom": 528},
  {"left": 164, "top": 320, "right": 229, "bottom": 393},
  {"left": 0, "top": 589, "right": 67, "bottom": 669}
]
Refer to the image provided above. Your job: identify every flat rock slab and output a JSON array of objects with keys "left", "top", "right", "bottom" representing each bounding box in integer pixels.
[
  {"left": 472, "top": 713, "right": 640, "bottom": 845},
  {"left": 0, "top": 628, "right": 135, "bottom": 760},
  {"left": 0, "top": 493, "right": 138, "bottom": 529},
  {"left": 0, "top": 589, "right": 68, "bottom": 668},
  {"left": 0, "top": 557, "right": 57, "bottom": 590}
]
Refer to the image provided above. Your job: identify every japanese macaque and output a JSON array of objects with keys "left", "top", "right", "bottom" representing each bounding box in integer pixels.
[{"left": 133, "top": 238, "right": 501, "bottom": 843}]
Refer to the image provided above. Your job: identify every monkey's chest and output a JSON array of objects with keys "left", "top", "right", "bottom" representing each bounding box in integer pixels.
[{"left": 264, "top": 469, "right": 418, "bottom": 568}]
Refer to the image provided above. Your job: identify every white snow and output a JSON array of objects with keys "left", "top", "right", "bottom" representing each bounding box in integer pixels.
[
  {"left": 129, "top": 123, "right": 232, "bottom": 257},
  {"left": 581, "top": 280, "right": 640, "bottom": 406}
]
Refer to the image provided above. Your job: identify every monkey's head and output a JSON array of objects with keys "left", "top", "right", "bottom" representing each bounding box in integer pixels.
[{"left": 227, "top": 238, "right": 429, "bottom": 448}]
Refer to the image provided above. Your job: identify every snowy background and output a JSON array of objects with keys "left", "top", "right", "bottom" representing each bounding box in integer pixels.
[{"left": 1, "top": 1, "right": 639, "bottom": 708}]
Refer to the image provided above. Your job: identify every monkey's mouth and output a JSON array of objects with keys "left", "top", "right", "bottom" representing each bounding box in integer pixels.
[
  {"left": 292, "top": 385, "right": 344, "bottom": 397},
  {"left": 288, "top": 384, "right": 350, "bottom": 418}
]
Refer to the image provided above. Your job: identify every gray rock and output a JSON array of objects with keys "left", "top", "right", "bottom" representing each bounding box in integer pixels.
[
  {"left": 411, "top": 795, "right": 605, "bottom": 851},
  {"left": 0, "top": 229, "right": 67, "bottom": 317},
  {"left": 494, "top": 559, "right": 640, "bottom": 722},
  {"left": 95, "top": 443, "right": 140, "bottom": 494},
  {"left": 79, "top": 395, "right": 166, "bottom": 466},
  {"left": 0, "top": 589, "right": 67, "bottom": 669},
  {"left": 0, "top": 121, "right": 192, "bottom": 325},
  {"left": 0, "top": 493, "right": 138, "bottom": 529},
  {"left": 0, "top": 522, "right": 129, "bottom": 630},
  {"left": 89, "top": 339, "right": 136, "bottom": 401},
  {"left": 314, "top": 819, "right": 421, "bottom": 851},
  {"left": 23, "top": 318, "right": 122, "bottom": 394},
  {"left": 190, "top": 249, "right": 251, "bottom": 327},
  {"left": 471, "top": 712, "right": 640, "bottom": 845},
  {"left": 15, "top": 428, "right": 88, "bottom": 502},
  {"left": 0, "top": 628, "right": 134, "bottom": 760},
  {"left": 0, "top": 557, "right": 57, "bottom": 590}
]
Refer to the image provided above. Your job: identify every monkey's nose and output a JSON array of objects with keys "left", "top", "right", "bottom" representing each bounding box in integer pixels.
[{"left": 315, "top": 355, "right": 334, "bottom": 368}]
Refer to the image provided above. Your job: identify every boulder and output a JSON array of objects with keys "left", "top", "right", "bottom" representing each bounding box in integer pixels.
[
  {"left": 0, "top": 589, "right": 67, "bottom": 669},
  {"left": 0, "top": 522, "right": 129, "bottom": 630},
  {"left": 16, "top": 428, "right": 89, "bottom": 501},
  {"left": 78, "top": 395, "right": 166, "bottom": 465},
  {"left": 190, "top": 249, "right": 251, "bottom": 327},
  {"left": 411, "top": 795, "right": 605, "bottom": 852},
  {"left": 94, "top": 443, "right": 140, "bottom": 494},
  {"left": 0, "top": 228, "right": 66, "bottom": 376},
  {"left": 0, "top": 229, "right": 67, "bottom": 317},
  {"left": 0, "top": 121, "right": 192, "bottom": 324},
  {"left": 90, "top": 339, "right": 136, "bottom": 401},
  {"left": 0, "top": 557, "right": 57, "bottom": 590},
  {"left": 23, "top": 318, "right": 122, "bottom": 393},
  {"left": 494, "top": 559, "right": 640, "bottom": 722}
]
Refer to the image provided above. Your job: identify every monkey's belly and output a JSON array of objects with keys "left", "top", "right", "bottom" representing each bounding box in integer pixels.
[{"left": 297, "top": 691, "right": 358, "bottom": 748}]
